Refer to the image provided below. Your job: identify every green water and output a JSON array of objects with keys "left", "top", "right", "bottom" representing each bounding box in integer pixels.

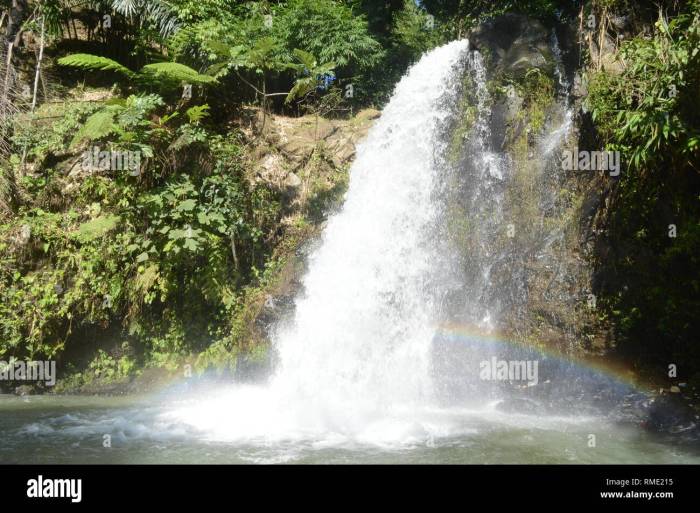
[{"left": 1, "top": 394, "right": 698, "bottom": 464}]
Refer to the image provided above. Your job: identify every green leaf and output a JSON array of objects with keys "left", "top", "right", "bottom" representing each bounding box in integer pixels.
[
  {"left": 74, "top": 215, "right": 120, "bottom": 242},
  {"left": 183, "top": 238, "right": 199, "bottom": 251},
  {"left": 139, "top": 62, "right": 216, "bottom": 85},
  {"left": 70, "top": 110, "right": 117, "bottom": 148},
  {"left": 292, "top": 49, "right": 317, "bottom": 71},
  {"left": 186, "top": 104, "right": 210, "bottom": 123},
  {"left": 58, "top": 54, "right": 135, "bottom": 78},
  {"left": 177, "top": 199, "right": 197, "bottom": 212},
  {"left": 168, "top": 229, "right": 186, "bottom": 240}
]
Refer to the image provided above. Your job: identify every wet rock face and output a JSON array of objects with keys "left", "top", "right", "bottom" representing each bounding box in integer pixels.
[
  {"left": 469, "top": 14, "right": 554, "bottom": 78},
  {"left": 454, "top": 15, "right": 608, "bottom": 355},
  {"left": 229, "top": 109, "right": 378, "bottom": 372}
]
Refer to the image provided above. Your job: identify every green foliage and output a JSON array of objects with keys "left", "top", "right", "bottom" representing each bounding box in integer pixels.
[
  {"left": 1, "top": 86, "right": 281, "bottom": 368},
  {"left": 169, "top": 0, "right": 236, "bottom": 23},
  {"left": 11, "top": 101, "right": 102, "bottom": 164},
  {"left": 241, "top": 37, "right": 288, "bottom": 74},
  {"left": 421, "top": 0, "right": 566, "bottom": 26},
  {"left": 140, "top": 62, "right": 217, "bottom": 84},
  {"left": 57, "top": 54, "right": 136, "bottom": 78},
  {"left": 87, "top": 347, "right": 137, "bottom": 381},
  {"left": 110, "top": 0, "right": 181, "bottom": 38},
  {"left": 587, "top": 6, "right": 700, "bottom": 373},
  {"left": 58, "top": 54, "right": 216, "bottom": 90},
  {"left": 587, "top": 11, "right": 700, "bottom": 169},
  {"left": 518, "top": 68, "right": 554, "bottom": 132},
  {"left": 70, "top": 110, "right": 118, "bottom": 148},
  {"left": 275, "top": 0, "right": 383, "bottom": 71},
  {"left": 75, "top": 214, "right": 121, "bottom": 242},
  {"left": 166, "top": 0, "right": 379, "bottom": 107},
  {"left": 286, "top": 50, "right": 336, "bottom": 103},
  {"left": 392, "top": 0, "right": 446, "bottom": 61}
]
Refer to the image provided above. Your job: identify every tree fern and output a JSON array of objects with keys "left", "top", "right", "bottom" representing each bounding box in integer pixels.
[
  {"left": 139, "top": 62, "right": 217, "bottom": 84},
  {"left": 59, "top": 55, "right": 216, "bottom": 87},
  {"left": 58, "top": 54, "right": 135, "bottom": 78},
  {"left": 292, "top": 49, "right": 317, "bottom": 72}
]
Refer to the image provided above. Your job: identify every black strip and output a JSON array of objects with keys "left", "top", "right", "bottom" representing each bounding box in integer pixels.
[{"left": 0, "top": 464, "right": 696, "bottom": 507}]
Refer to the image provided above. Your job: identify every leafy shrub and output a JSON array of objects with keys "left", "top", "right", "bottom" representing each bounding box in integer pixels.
[{"left": 587, "top": 7, "right": 700, "bottom": 374}]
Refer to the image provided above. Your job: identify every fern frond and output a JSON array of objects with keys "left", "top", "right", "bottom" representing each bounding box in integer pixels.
[
  {"left": 286, "top": 76, "right": 315, "bottom": 104},
  {"left": 292, "top": 49, "right": 317, "bottom": 71},
  {"left": 185, "top": 104, "right": 210, "bottom": 123},
  {"left": 70, "top": 110, "right": 117, "bottom": 148},
  {"left": 58, "top": 54, "right": 135, "bottom": 78},
  {"left": 139, "top": 62, "right": 217, "bottom": 85}
]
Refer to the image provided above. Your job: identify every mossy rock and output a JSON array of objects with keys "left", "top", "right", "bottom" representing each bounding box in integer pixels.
[{"left": 469, "top": 14, "right": 556, "bottom": 80}]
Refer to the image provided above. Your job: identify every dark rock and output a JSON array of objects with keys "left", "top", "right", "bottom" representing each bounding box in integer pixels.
[
  {"left": 14, "top": 384, "right": 36, "bottom": 396},
  {"left": 609, "top": 15, "right": 630, "bottom": 32},
  {"left": 644, "top": 393, "right": 698, "bottom": 435},
  {"left": 469, "top": 14, "right": 555, "bottom": 78},
  {"left": 572, "top": 72, "right": 588, "bottom": 99}
]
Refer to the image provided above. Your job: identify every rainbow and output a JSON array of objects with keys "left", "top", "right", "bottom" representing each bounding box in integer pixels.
[{"left": 434, "top": 322, "right": 645, "bottom": 391}]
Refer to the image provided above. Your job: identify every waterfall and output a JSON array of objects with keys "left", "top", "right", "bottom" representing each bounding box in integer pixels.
[
  {"left": 164, "top": 40, "right": 479, "bottom": 445},
  {"left": 271, "top": 39, "right": 471, "bottom": 414},
  {"left": 165, "top": 36, "right": 592, "bottom": 445},
  {"left": 11, "top": 38, "right": 678, "bottom": 464},
  {"left": 447, "top": 50, "right": 509, "bottom": 330},
  {"left": 542, "top": 29, "right": 573, "bottom": 155}
]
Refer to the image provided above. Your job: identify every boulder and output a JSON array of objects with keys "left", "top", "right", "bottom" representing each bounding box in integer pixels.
[
  {"left": 283, "top": 172, "right": 302, "bottom": 189},
  {"left": 469, "top": 14, "right": 555, "bottom": 78}
]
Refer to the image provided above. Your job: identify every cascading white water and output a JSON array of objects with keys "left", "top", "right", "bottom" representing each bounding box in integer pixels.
[
  {"left": 7, "top": 29, "right": 699, "bottom": 465},
  {"left": 452, "top": 50, "right": 509, "bottom": 330},
  {"left": 163, "top": 40, "right": 477, "bottom": 445},
  {"left": 271, "top": 39, "right": 470, "bottom": 412},
  {"left": 11, "top": 38, "right": 680, "bottom": 464},
  {"left": 542, "top": 29, "right": 573, "bottom": 155},
  {"left": 160, "top": 34, "right": 597, "bottom": 450}
]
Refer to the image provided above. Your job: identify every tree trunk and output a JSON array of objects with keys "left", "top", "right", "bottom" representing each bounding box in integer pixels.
[
  {"left": 1, "top": 41, "right": 13, "bottom": 123},
  {"left": 260, "top": 78, "right": 268, "bottom": 134},
  {"left": 230, "top": 235, "right": 240, "bottom": 271},
  {"left": 30, "top": 17, "right": 45, "bottom": 112}
]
